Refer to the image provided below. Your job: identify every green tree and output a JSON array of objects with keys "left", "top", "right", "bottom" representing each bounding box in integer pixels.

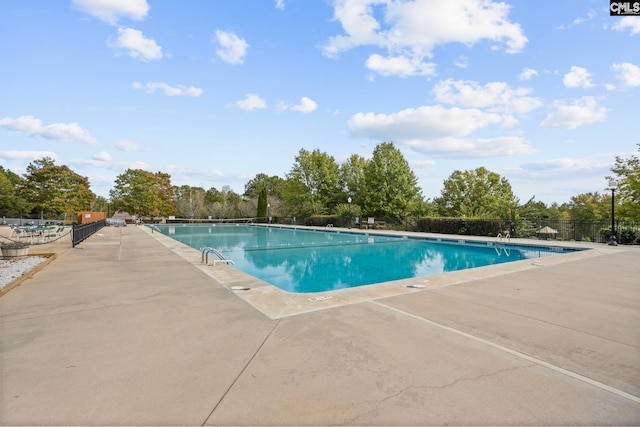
[
  {"left": 205, "top": 187, "right": 224, "bottom": 205},
  {"left": 548, "top": 202, "right": 571, "bottom": 220},
  {"left": 360, "top": 142, "right": 422, "bottom": 218},
  {"left": 155, "top": 172, "right": 176, "bottom": 216},
  {"left": 434, "top": 166, "right": 518, "bottom": 220},
  {"left": 609, "top": 144, "right": 640, "bottom": 220},
  {"left": 0, "top": 166, "right": 26, "bottom": 216},
  {"left": 243, "top": 174, "right": 285, "bottom": 199},
  {"left": 174, "top": 185, "right": 207, "bottom": 219},
  {"left": 566, "top": 192, "right": 609, "bottom": 220},
  {"left": 339, "top": 154, "right": 367, "bottom": 206},
  {"left": 284, "top": 148, "right": 341, "bottom": 216},
  {"left": 109, "top": 169, "right": 175, "bottom": 217},
  {"left": 257, "top": 186, "right": 268, "bottom": 222},
  {"left": 518, "top": 197, "right": 550, "bottom": 220},
  {"left": 20, "top": 157, "right": 95, "bottom": 220},
  {"left": 244, "top": 173, "right": 285, "bottom": 218},
  {"left": 219, "top": 185, "right": 243, "bottom": 218},
  {"left": 91, "top": 196, "right": 109, "bottom": 213}
]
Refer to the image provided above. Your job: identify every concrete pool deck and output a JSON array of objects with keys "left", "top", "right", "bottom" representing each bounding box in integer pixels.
[{"left": 1, "top": 224, "right": 639, "bottom": 425}]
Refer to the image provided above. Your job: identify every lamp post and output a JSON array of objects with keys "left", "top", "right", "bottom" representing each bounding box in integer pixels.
[
  {"left": 347, "top": 197, "right": 352, "bottom": 229},
  {"left": 608, "top": 180, "right": 618, "bottom": 246},
  {"left": 267, "top": 203, "right": 271, "bottom": 224}
]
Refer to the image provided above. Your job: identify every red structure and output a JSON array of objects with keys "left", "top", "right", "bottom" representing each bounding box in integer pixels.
[{"left": 77, "top": 211, "right": 106, "bottom": 224}]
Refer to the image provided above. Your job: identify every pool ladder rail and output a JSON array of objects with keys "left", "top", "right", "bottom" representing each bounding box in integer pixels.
[
  {"left": 494, "top": 232, "right": 511, "bottom": 256},
  {"left": 495, "top": 232, "right": 511, "bottom": 243},
  {"left": 201, "top": 247, "right": 235, "bottom": 266}
]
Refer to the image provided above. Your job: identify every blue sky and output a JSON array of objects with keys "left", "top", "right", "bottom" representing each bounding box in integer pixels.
[{"left": 1, "top": 0, "right": 638, "bottom": 205}]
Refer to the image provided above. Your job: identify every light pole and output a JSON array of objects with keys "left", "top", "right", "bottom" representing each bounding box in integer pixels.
[
  {"left": 347, "top": 197, "right": 352, "bottom": 229},
  {"left": 267, "top": 203, "right": 271, "bottom": 224},
  {"left": 608, "top": 180, "right": 618, "bottom": 246}
]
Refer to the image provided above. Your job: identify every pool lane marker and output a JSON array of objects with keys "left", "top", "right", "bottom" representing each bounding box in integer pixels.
[{"left": 372, "top": 300, "right": 640, "bottom": 404}]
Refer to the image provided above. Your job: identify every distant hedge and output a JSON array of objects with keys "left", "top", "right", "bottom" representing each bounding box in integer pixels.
[{"left": 417, "top": 218, "right": 510, "bottom": 237}]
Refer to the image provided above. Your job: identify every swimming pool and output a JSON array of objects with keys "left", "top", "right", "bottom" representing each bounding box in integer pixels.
[{"left": 153, "top": 224, "right": 581, "bottom": 293}]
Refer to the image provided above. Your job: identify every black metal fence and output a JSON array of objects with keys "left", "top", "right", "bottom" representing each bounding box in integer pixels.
[
  {"left": 72, "top": 220, "right": 106, "bottom": 247},
  {"left": 515, "top": 219, "right": 639, "bottom": 244},
  {"left": 268, "top": 216, "right": 639, "bottom": 245}
]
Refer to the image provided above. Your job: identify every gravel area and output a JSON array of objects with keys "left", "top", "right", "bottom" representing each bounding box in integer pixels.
[{"left": 0, "top": 256, "right": 48, "bottom": 290}]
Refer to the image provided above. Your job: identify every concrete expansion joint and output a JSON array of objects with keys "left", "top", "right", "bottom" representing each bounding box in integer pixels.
[
  {"left": 371, "top": 301, "right": 640, "bottom": 405},
  {"left": 201, "top": 319, "right": 281, "bottom": 426},
  {"left": 428, "top": 291, "right": 632, "bottom": 347}
]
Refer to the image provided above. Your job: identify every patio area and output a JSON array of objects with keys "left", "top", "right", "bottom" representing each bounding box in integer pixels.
[{"left": 1, "top": 224, "right": 639, "bottom": 425}]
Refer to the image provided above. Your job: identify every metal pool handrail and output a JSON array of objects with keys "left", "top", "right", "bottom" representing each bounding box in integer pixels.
[{"left": 201, "top": 247, "right": 235, "bottom": 266}]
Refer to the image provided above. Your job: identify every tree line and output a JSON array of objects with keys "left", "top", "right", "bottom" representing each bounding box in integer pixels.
[{"left": 1, "top": 142, "right": 639, "bottom": 223}]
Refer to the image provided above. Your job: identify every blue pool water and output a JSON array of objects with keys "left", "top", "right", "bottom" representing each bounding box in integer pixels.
[{"left": 154, "top": 224, "right": 579, "bottom": 293}]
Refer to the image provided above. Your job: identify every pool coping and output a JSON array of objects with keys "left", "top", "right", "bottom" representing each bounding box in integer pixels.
[{"left": 142, "top": 225, "right": 610, "bottom": 319}]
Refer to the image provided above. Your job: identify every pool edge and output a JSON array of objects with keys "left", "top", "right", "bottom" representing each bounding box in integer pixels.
[{"left": 139, "top": 225, "right": 620, "bottom": 319}]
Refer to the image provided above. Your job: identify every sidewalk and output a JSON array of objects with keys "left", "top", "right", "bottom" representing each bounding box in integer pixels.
[{"left": 1, "top": 225, "right": 639, "bottom": 425}]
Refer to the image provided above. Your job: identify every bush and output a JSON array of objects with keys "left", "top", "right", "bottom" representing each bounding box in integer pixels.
[
  {"left": 601, "top": 227, "right": 638, "bottom": 245},
  {"left": 417, "top": 218, "right": 509, "bottom": 237},
  {"left": 619, "top": 228, "right": 638, "bottom": 245}
]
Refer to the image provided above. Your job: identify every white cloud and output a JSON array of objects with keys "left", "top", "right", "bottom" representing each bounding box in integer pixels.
[
  {"left": 612, "top": 62, "right": 640, "bottom": 87},
  {"left": 348, "top": 105, "right": 534, "bottom": 158},
  {"left": 454, "top": 55, "right": 468, "bottom": 68},
  {"left": 350, "top": 106, "right": 502, "bottom": 139},
  {"left": 115, "top": 140, "right": 144, "bottom": 152},
  {"left": 72, "top": 0, "right": 149, "bottom": 25},
  {"left": 0, "top": 115, "right": 97, "bottom": 145},
  {"left": 274, "top": 0, "right": 285, "bottom": 10},
  {"left": 283, "top": 96, "right": 318, "bottom": 113},
  {"left": 213, "top": 30, "right": 249, "bottom": 64},
  {"left": 108, "top": 27, "right": 163, "bottom": 61},
  {"left": 365, "top": 54, "right": 436, "bottom": 77},
  {"left": 132, "top": 82, "right": 203, "bottom": 97},
  {"left": 612, "top": 16, "right": 640, "bottom": 35},
  {"left": 519, "top": 67, "right": 538, "bottom": 81},
  {"left": 572, "top": 10, "right": 596, "bottom": 25},
  {"left": 557, "top": 10, "right": 596, "bottom": 29},
  {"left": 407, "top": 136, "right": 534, "bottom": 158},
  {"left": 519, "top": 156, "right": 612, "bottom": 178},
  {"left": 540, "top": 96, "right": 608, "bottom": 129},
  {"left": 92, "top": 151, "right": 112, "bottom": 162},
  {"left": 522, "top": 158, "right": 599, "bottom": 172},
  {"left": 165, "top": 165, "right": 224, "bottom": 179},
  {"left": 322, "top": 0, "right": 527, "bottom": 77},
  {"left": 0, "top": 150, "right": 58, "bottom": 161},
  {"left": 232, "top": 94, "right": 267, "bottom": 111},
  {"left": 433, "top": 79, "right": 543, "bottom": 114},
  {"left": 293, "top": 97, "right": 318, "bottom": 113},
  {"left": 410, "top": 159, "right": 436, "bottom": 168},
  {"left": 563, "top": 66, "right": 594, "bottom": 88}
]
